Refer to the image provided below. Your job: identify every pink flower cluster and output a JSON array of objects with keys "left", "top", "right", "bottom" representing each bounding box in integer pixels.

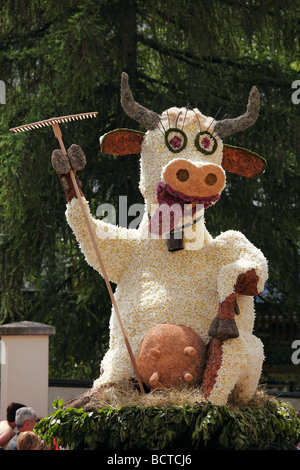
[
  {"left": 169, "top": 135, "right": 183, "bottom": 149},
  {"left": 201, "top": 136, "right": 211, "bottom": 149}
]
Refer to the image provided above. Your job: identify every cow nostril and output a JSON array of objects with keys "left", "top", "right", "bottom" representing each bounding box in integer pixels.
[
  {"left": 205, "top": 173, "right": 217, "bottom": 186},
  {"left": 176, "top": 169, "right": 189, "bottom": 182}
]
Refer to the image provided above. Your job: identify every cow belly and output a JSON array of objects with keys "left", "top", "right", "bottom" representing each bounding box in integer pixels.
[
  {"left": 97, "top": 263, "right": 218, "bottom": 386},
  {"left": 97, "top": 241, "right": 223, "bottom": 386},
  {"left": 113, "top": 260, "right": 219, "bottom": 349}
]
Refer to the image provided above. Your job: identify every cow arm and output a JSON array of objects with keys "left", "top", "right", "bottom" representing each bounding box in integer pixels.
[
  {"left": 209, "top": 230, "right": 268, "bottom": 340},
  {"left": 66, "top": 196, "right": 137, "bottom": 284},
  {"left": 51, "top": 145, "right": 137, "bottom": 283},
  {"left": 217, "top": 252, "right": 268, "bottom": 302},
  {"left": 208, "top": 269, "right": 259, "bottom": 340}
]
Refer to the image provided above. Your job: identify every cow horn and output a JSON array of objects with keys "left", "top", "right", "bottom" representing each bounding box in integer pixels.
[
  {"left": 214, "top": 86, "right": 260, "bottom": 138},
  {"left": 121, "top": 72, "right": 160, "bottom": 130}
]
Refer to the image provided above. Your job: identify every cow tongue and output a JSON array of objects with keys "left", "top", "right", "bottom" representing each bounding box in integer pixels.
[{"left": 149, "top": 181, "right": 220, "bottom": 236}]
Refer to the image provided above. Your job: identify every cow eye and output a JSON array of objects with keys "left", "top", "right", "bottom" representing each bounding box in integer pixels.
[
  {"left": 165, "top": 128, "right": 187, "bottom": 153},
  {"left": 195, "top": 131, "right": 217, "bottom": 155}
]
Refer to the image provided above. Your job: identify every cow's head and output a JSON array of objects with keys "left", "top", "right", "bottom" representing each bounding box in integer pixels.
[{"left": 101, "top": 73, "right": 266, "bottom": 240}]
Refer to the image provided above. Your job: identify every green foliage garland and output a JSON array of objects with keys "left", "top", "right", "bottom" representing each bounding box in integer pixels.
[{"left": 36, "top": 397, "right": 300, "bottom": 451}]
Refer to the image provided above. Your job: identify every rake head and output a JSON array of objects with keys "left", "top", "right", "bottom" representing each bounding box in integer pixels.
[{"left": 9, "top": 112, "right": 98, "bottom": 133}]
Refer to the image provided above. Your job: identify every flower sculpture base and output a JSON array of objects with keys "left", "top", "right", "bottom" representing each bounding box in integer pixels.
[{"left": 37, "top": 385, "right": 300, "bottom": 450}]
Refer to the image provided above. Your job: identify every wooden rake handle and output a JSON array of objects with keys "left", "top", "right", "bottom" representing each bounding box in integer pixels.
[{"left": 52, "top": 123, "right": 145, "bottom": 394}]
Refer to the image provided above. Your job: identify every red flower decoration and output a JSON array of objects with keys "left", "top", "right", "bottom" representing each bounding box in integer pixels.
[
  {"left": 201, "top": 136, "right": 211, "bottom": 149},
  {"left": 169, "top": 135, "right": 183, "bottom": 149}
]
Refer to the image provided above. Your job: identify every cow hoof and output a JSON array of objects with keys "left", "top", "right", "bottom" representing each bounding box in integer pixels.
[
  {"left": 208, "top": 318, "right": 239, "bottom": 341},
  {"left": 51, "top": 149, "right": 71, "bottom": 174},
  {"left": 67, "top": 144, "right": 86, "bottom": 171}
]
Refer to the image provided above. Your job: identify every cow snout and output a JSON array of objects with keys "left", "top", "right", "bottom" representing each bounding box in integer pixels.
[{"left": 163, "top": 159, "right": 225, "bottom": 197}]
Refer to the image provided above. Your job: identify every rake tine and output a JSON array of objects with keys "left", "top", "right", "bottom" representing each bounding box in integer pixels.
[{"left": 9, "top": 112, "right": 99, "bottom": 133}]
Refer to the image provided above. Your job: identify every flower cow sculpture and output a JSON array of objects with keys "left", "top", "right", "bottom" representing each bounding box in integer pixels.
[{"left": 52, "top": 72, "right": 268, "bottom": 406}]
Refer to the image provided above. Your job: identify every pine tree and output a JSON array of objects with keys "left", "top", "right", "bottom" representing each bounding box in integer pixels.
[{"left": 0, "top": 0, "right": 299, "bottom": 378}]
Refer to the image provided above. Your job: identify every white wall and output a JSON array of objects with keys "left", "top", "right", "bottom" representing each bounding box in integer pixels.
[
  {"left": 0, "top": 321, "right": 55, "bottom": 420},
  {"left": 1, "top": 335, "right": 49, "bottom": 419}
]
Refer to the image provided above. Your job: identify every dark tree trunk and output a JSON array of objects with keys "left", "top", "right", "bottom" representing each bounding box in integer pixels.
[{"left": 115, "top": 0, "right": 137, "bottom": 83}]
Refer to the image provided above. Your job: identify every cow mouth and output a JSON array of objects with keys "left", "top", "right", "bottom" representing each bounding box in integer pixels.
[{"left": 149, "top": 181, "right": 220, "bottom": 236}]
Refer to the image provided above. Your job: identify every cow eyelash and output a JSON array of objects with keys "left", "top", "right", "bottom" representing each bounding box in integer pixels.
[
  {"left": 182, "top": 107, "right": 189, "bottom": 131},
  {"left": 165, "top": 107, "right": 190, "bottom": 132},
  {"left": 175, "top": 110, "right": 182, "bottom": 128},
  {"left": 191, "top": 108, "right": 202, "bottom": 132},
  {"left": 206, "top": 106, "right": 222, "bottom": 136},
  {"left": 158, "top": 105, "right": 228, "bottom": 139},
  {"left": 166, "top": 109, "right": 171, "bottom": 129},
  {"left": 162, "top": 106, "right": 224, "bottom": 153},
  {"left": 156, "top": 115, "right": 166, "bottom": 136},
  {"left": 209, "top": 112, "right": 229, "bottom": 139}
]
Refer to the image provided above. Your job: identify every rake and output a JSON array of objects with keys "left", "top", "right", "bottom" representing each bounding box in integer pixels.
[{"left": 10, "top": 112, "right": 145, "bottom": 394}]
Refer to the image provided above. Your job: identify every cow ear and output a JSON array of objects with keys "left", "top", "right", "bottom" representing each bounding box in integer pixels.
[
  {"left": 222, "top": 144, "right": 266, "bottom": 178},
  {"left": 100, "top": 129, "right": 145, "bottom": 156}
]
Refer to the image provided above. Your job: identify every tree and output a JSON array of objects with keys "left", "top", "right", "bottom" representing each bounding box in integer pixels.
[{"left": 0, "top": 0, "right": 299, "bottom": 378}]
